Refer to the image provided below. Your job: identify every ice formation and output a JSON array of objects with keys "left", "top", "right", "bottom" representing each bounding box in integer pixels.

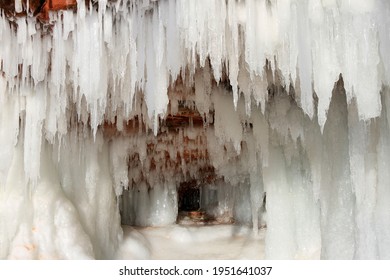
[{"left": 1, "top": 0, "right": 390, "bottom": 259}]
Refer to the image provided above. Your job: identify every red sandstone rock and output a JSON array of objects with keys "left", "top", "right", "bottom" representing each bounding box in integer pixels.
[
  {"left": 38, "top": 0, "right": 77, "bottom": 20},
  {"left": 0, "top": 0, "right": 77, "bottom": 19}
]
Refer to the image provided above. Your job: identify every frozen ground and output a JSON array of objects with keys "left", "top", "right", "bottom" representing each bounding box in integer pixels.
[
  {"left": 116, "top": 224, "right": 320, "bottom": 260},
  {"left": 116, "top": 224, "right": 267, "bottom": 260}
]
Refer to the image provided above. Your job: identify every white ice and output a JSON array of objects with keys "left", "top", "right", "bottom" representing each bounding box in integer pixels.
[{"left": 1, "top": 0, "right": 390, "bottom": 260}]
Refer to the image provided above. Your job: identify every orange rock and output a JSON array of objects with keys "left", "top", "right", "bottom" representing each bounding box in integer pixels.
[
  {"left": 38, "top": 0, "right": 77, "bottom": 20},
  {"left": 0, "top": 0, "right": 77, "bottom": 20}
]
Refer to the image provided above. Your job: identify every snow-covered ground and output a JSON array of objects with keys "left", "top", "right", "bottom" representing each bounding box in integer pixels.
[{"left": 116, "top": 225, "right": 267, "bottom": 260}]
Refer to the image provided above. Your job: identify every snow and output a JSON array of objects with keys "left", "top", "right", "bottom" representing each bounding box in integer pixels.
[
  {"left": 0, "top": 0, "right": 390, "bottom": 259},
  {"left": 116, "top": 225, "right": 268, "bottom": 260}
]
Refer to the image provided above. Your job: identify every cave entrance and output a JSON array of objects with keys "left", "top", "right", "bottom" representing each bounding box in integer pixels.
[
  {"left": 178, "top": 180, "right": 200, "bottom": 212},
  {"left": 177, "top": 180, "right": 210, "bottom": 224}
]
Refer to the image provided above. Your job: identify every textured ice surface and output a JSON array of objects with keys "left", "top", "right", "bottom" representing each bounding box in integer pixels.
[
  {"left": 116, "top": 225, "right": 269, "bottom": 260},
  {"left": 1, "top": 0, "right": 390, "bottom": 259}
]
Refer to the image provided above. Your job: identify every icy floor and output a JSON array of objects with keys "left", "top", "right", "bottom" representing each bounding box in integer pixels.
[{"left": 115, "top": 225, "right": 267, "bottom": 260}]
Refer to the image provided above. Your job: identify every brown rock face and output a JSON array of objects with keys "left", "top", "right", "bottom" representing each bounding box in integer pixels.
[
  {"left": 0, "top": 0, "right": 17, "bottom": 17},
  {"left": 38, "top": 0, "right": 77, "bottom": 20},
  {"left": 0, "top": 0, "right": 77, "bottom": 20}
]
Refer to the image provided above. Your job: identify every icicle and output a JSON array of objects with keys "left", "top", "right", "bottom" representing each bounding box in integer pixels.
[
  {"left": 14, "top": 0, "right": 22, "bottom": 13},
  {"left": 320, "top": 82, "right": 355, "bottom": 259},
  {"left": 213, "top": 88, "right": 243, "bottom": 154}
]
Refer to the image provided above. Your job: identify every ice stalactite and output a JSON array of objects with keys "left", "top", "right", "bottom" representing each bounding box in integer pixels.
[
  {"left": 2, "top": 0, "right": 389, "bottom": 145},
  {"left": 374, "top": 88, "right": 390, "bottom": 259},
  {"left": 1, "top": 0, "right": 390, "bottom": 259},
  {"left": 0, "top": 128, "right": 122, "bottom": 259},
  {"left": 320, "top": 80, "right": 355, "bottom": 259},
  {"left": 262, "top": 91, "right": 321, "bottom": 259},
  {"left": 0, "top": 136, "right": 95, "bottom": 259}
]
